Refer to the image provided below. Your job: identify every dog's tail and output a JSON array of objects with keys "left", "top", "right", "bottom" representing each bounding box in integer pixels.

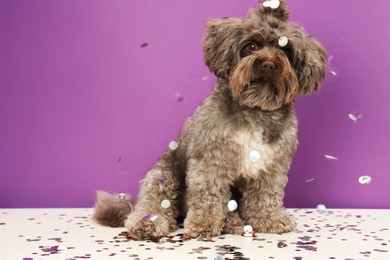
[{"left": 93, "top": 190, "right": 135, "bottom": 227}]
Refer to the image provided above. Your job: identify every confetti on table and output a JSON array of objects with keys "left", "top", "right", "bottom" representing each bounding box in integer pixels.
[
  {"left": 316, "top": 204, "right": 327, "bottom": 214},
  {"left": 2, "top": 208, "right": 390, "bottom": 259}
]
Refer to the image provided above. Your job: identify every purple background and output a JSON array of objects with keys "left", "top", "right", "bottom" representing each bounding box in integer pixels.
[{"left": 1, "top": 0, "right": 389, "bottom": 209}]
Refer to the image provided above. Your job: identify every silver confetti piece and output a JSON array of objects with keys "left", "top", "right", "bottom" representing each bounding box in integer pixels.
[
  {"left": 278, "top": 36, "right": 288, "bottom": 47},
  {"left": 227, "top": 200, "right": 238, "bottom": 212},
  {"left": 118, "top": 193, "right": 126, "bottom": 200},
  {"left": 316, "top": 204, "right": 327, "bottom": 214},
  {"left": 161, "top": 199, "right": 171, "bottom": 209},
  {"left": 249, "top": 150, "right": 260, "bottom": 161},
  {"left": 358, "top": 175, "right": 372, "bottom": 184},
  {"left": 169, "top": 141, "right": 178, "bottom": 151}
]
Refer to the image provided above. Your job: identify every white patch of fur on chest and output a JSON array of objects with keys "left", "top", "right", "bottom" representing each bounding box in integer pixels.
[{"left": 233, "top": 128, "right": 273, "bottom": 178}]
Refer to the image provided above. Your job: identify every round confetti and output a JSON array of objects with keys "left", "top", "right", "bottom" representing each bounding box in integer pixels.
[
  {"left": 244, "top": 225, "right": 253, "bottom": 233},
  {"left": 161, "top": 199, "right": 171, "bottom": 209},
  {"left": 358, "top": 175, "right": 372, "bottom": 184},
  {"left": 249, "top": 150, "right": 260, "bottom": 161},
  {"left": 263, "top": 0, "right": 280, "bottom": 9},
  {"left": 169, "top": 141, "right": 178, "bottom": 151},
  {"left": 278, "top": 36, "right": 289, "bottom": 47},
  {"left": 227, "top": 200, "right": 238, "bottom": 212},
  {"left": 316, "top": 204, "right": 327, "bottom": 214},
  {"left": 118, "top": 193, "right": 126, "bottom": 200}
]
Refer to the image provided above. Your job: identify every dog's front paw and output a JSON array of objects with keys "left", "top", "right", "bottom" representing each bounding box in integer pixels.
[
  {"left": 251, "top": 211, "right": 296, "bottom": 234},
  {"left": 125, "top": 214, "right": 171, "bottom": 240},
  {"left": 184, "top": 211, "right": 224, "bottom": 239}
]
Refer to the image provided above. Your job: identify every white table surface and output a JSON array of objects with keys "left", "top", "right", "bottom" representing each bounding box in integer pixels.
[{"left": 1, "top": 208, "right": 389, "bottom": 259}]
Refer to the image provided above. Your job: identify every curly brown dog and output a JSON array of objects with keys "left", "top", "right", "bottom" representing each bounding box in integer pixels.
[{"left": 94, "top": 0, "right": 327, "bottom": 240}]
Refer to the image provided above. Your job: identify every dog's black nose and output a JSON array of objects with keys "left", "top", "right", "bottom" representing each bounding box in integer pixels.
[{"left": 262, "top": 61, "right": 276, "bottom": 73}]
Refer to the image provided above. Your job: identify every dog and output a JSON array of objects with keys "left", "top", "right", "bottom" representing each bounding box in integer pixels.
[{"left": 94, "top": 0, "right": 327, "bottom": 240}]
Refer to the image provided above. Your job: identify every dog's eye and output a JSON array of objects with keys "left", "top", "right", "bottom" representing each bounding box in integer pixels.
[{"left": 240, "top": 42, "right": 259, "bottom": 57}]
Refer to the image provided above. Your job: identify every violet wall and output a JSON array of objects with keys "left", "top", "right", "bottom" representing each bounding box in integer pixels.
[{"left": 1, "top": 0, "right": 389, "bottom": 208}]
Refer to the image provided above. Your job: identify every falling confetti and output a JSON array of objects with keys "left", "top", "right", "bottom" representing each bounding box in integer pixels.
[
  {"left": 117, "top": 193, "right": 126, "bottom": 200},
  {"left": 324, "top": 155, "right": 339, "bottom": 160},
  {"left": 201, "top": 76, "right": 210, "bottom": 81},
  {"left": 263, "top": 0, "right": 280, "bottom": 9},
  {"left": 140, "top": 42, "right": 149, "bottom": 48},
  {"left": 169, "top": 141, "right": 178, "bottom": 151},
  {"left": 249, "top": 150, "right": 260, "bottom": 162},
  {"left": 161, "top": 199, "right": 171, "bottom": 209},
  {"left": 175, "top": 92, "right": 183, "bottom": 101},
  {"left": 278, "top": 36, "right": 288, "bottom": 47},
  {"left": 348, "top": 113, "right": 363, "bottom": 123},
  {"left": 329, "top": 70, "right": 337, "bottom": 77},
  {"left": 358, "top": 175, "right": 372, "bottom": 185},
  {"left": 316, "top": 204, "right": 327, "bottom": 214},
  {"left": 150, "top": 215, "right": 158, "bottom": 222},
  {"left": 227, "top": 200, "right": 238, "bottom": 212},
  {"left": 305, "top": 178, "right": 315, "bottom": 183}
]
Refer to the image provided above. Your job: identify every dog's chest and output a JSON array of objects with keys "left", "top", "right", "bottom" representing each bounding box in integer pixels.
[{"left": 232, "top": 128, "right": 274, "bottom": 178}]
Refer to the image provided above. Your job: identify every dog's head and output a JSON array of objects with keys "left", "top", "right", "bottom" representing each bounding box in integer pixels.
[{"left": 204, "top": 0, "right": 327, "bottom": 110}]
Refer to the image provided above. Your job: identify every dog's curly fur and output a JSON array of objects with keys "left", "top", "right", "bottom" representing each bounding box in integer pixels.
[{"left": 94, "top": 0, "right": 327, "bottom": 240}]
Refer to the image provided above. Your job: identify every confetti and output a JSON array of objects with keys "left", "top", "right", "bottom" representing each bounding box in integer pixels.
[
  {"left": 201, "top": 76, "right": 210, "bottom": 81},
  {"left": 329, "top": 70, "right": 337, "bottom": 77},
  {"left": 348, "top": 113, "right": 363, "bottom": 123},
  {"left": 140, "top": 42, "right": 148, "bottom": 48},
  {"left": 278, "top": 36, "right": 288, "bottom": 47},
  {"left": 161, "top": 199, "right": 171, "bottom": 209},
  {"left": 316, "top": 204, "right": 327, "bottom": 214},
  {"left": 175, "top": 92, "right": 183, "bottom": 101},
  {"left": 150, "top": 215, "right": 158, "bottom": 222},
  {"left": 117, "top": 193, "right": 126, "bottom": 200},
  {"left": 169, "top": 141, "right": 178, "bottom": 151},
  {"left": 227, "top": 200, "right": 238, "bottom": 212},
  {"left": 358, "top": 175, "right": 372, "bottom": 185},
  {"left": 249, "top": 150, "right": 260, "bottom": 161},
  {"left": 305, "top": 178, "right": 315, "bottom": 183},
  {"left": 243, "top": 225, "right": 255, "bottom": 237},
  {"left": 142, "top": 214, "right": 151, "bottom": 220},
  {"left": 263, "top": 0, "right": 280, "bottom": 9},
  {"left": 324, "top": 155, "right": 338, "bottom": 160}
]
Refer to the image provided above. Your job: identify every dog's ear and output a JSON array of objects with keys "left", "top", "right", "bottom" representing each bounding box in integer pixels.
[
  {"left": 203, "top": 18, "right": 243, "bottom": 79},
  {"left": 259, "top": 0, "right": 290, "bottom": 22},
  {"left": 297, "top": 36, "right": 327, "bottom": 95}
]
